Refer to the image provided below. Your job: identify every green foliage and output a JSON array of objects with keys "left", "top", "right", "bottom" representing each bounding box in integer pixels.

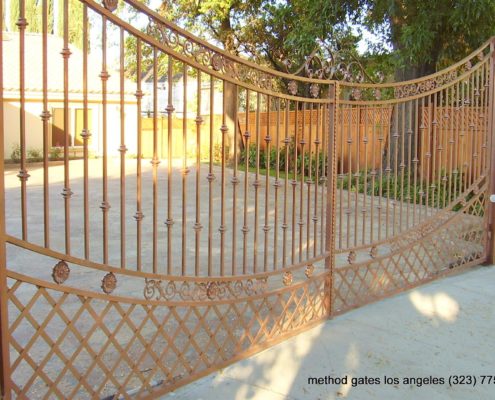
[
  {"left": 9, "top": 0, "right": 20, "bottom": 32},
  {"left": 239, "top": 140, "right": 325, "bottom": 179},
  {"left": 27, "top": 148, "right": 43, "bottom": 162},
  {"left": 58, "top": 0, "right": 84, "bottom": 48},
  {"left": 49, "top": 147, "right": 62, "bottom": 160},
  {"left": 339, "top": 169, "right": 467, "bottom": 210},
  {"left": 10, "top": 0, "right": 54, "bottom": 33},
  {"left": 10, "top": 144, "right": 21, "bottom": 163},
  {"left": 360, "top": 0, "right": 495, "bottom": 73},
  {"left": 131, "top": 0, "right": 362, "bottom": 76}
]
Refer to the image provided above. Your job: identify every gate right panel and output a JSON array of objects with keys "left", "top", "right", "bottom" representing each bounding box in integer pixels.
[{"left": 331, "top": 43, "right": 493, "bottom": 314}]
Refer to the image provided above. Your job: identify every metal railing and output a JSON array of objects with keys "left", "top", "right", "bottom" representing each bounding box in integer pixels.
[{"left": 0, "top": 0, "right": 494, "bottom": 398}]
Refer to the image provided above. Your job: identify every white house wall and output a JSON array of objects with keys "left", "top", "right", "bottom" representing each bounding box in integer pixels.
[{"left": 3, "top": 93, "right": 138, "bottom": 159}]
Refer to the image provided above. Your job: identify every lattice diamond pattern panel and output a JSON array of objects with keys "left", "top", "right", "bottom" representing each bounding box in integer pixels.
[
  {"left": 332, "top": 190, "right": 487, "bottom": 315},
  {"left": 7, "top": 274, "right": 327, "bottom": 399}
]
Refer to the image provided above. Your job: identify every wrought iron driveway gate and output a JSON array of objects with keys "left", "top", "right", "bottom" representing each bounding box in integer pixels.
[{"left": 1, "top": 0, "right": 494, "bottom": 398}]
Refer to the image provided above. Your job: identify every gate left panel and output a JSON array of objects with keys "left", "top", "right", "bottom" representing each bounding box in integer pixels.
[{"left": 0, "top": 0, "right": 335, "bottom": 397}]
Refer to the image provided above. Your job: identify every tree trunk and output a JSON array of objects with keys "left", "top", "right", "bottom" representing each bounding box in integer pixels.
[
  {"left": 222, "top": 80, "right": 242, "bottom": 163},
  {"left": 384, "top": 63, "right": 435, "bottom": 173}
]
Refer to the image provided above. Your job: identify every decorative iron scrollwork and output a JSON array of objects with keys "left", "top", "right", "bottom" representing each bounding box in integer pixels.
[
  {"left": 369, "top": 246, "right": 378, "bottom": 259},
  {"left": 287, "top": 80, "right": 298, "bottom": 95},
  {"left": 283, "top": 271, "right": 293, "bottom": 286},
  {"left": 309, "top": 83, "right": 320, "bottom": 98},
  {"left": 143, "top": 277, "right": 268, "bottom": 301},
  {"left": 347, "top": 251, "right": 356, "bottom": 264},
  {"left": 305, "top": 264, "right": 315, "bottom": 278},
  {"left": 102, "top": 0, "right": 118, "bottom": 12},
  {"left": 101, "top": 272, "right": 117, "bottom": 294},
  {"left": 52, "top": 261, "right": 70, "bottom": 284}
]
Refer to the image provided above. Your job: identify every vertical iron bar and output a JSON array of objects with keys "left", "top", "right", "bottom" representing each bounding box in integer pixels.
[
  {"left": 207, "top": 76, "right": 214, "bottom": 276},
  {"left": 282, "top": 100, "right": 289, "bottom": 267},
  {"left": 354, "top": 106, "right": 360, "bottom": 246},
  {"left": 338, "top": 104, "right": 344, "bottom": 247},
  {"left": 0, "top": 8, "right": 13, "bottom": 398},
  {"left": 220, "top": 81, "right": 227, "bottom": 276},
  {"left": 385, "top": 104, "right": 392, "bottom": 238},
  {"left": 346, "top": 105, "right": 352, "bottom": 247},
  {"left": 42, "top": 0, "right": 50, "bottom": 248},
  {"left": 399, "top": 102, "right": 405, "bottom": 231},
  {"left": 253, "top": 92, "right": 261, "bottom": 272},
  {"left": 441, "top": 88, "right": 448, "bottom": 208},
  {"left": 482, "top": 62, "right": 489, "bottom": 177},
  {"left": 475, "top": 63, "right": 482, "bottom": 184},
  {"left": 263, "top": 95, "right": 271, "bottom": 272},
  {"left": 273, "top": 99, "right": 281, "bottom": 268},
  {"left": 100, "top": 16, "right": 109, "bottom": 263},
  {"left": 436, "top": 90, "right": 443, "bottom": 210},
  {"left": 463, "top": 78, "right": 469, "bottom": 193},
  {"left": 425, "top": 96, "right": 432, "bottom": 216},
  {"left": 135, "top": 39, "right": 143, "bottom": 271},
  {"left": 194, "top": 71, "right": 203, "bottom": 276},
  {"left": 320, "top": 104, "right": 327, "bottom": 254},
  {"left": 306, "top": 103, "right": 313, "bottom": 257},
  {"left": 151, "top": 48, "right": 159, "bottom": 273},
  {"left": 63, "top": 0, "right": 73, "bottom": 254},
  {"left": 325, "top": 84, "right": 337, "bottom": 317},
  {"left": 119, "top": 28, "right": 126, "bottom": 268},
  {"left": 412, "top": 99, "right": 419, "bottom": 224},
  {"left": 182, "top": 64, "right": 188, "bottom": 275},
  {"left": 18, "top": 0, "right": 28, "bottom": 241},
  {"left": 166, "top": 56, "right": 174, "bottom": 274},
  {"left": 378, "top": 105, "right": 388, "bottom": 240},
  {"left": 406, "top": 101, "right": 412, "bottom": 227},
  {"left": 469, "top": 70, "right": 476, "bottom": 189},
  {"left": 231, "top": 85, "right": 239, "bottom": 275},
  {"left": 370, "top": 104, "right": 376, "bottom": 243},
  {"left": 299, "top": 103, "right": 306, "bottom": 261},
  {"left": 447, "top": 85, "right": 454, "bottom": 205},
  {"left": 313, "top": 104, "right": 321, "bottom": 256},
  {"left": 419, "top": 97, "right": 426, "bottom": 222},
  {"left": 242, "top": 90, "right": 250, "bottom": 274},
  {"left": 291, "top": 102, "right": 299, "bottom": 263},
  {"left": 82, "top": 4, "right": 90, "bottom": 259},
  {"left": 457, "top": 83, "right": 464, "bottom": 196},
  {"left": 486, "top": 39, "right": 495, "bottom": 263},
  {"left": 362, "top": 105, "right": 368, "bottom": 244},
  {"left": 392, "top": 103, "right": 399, "bottom": 236}
]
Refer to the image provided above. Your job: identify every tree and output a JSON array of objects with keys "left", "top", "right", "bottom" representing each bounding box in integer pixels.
[
  {"left": 347, "top": 0, "right": 495, "bottom": 171},
  {"left": 360, "top": 0, "right": 495, "bottom": 79},
  {"left": 9, "top": 0, "right": 55, "bottom": 35},
  {"left": 135, "top": 0, "right": 362, "bottom": 158},
  {"left": 57, "top": 0, "right": 84, "bottom": 48}
]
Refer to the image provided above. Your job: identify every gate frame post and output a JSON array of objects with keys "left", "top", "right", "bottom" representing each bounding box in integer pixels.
[
  {"left": 325, "top": 82, "right": 338, "bottom": 318},
  {"left": 0, "top": 8, "right": 12, "bottom": 399},
  {"left": 487, "top": 37, "right": 495, "bottom": 265}
]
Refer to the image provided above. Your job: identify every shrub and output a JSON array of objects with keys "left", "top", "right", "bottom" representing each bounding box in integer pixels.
[
  {"left": 27, "top": 148, "right": 43, "bottom": 162},
  {"left": 10, "top": 144, "right": 21, "bottom": 163},
  {"left": 49, "top": 147, "right": 62, "bottom": 160}
]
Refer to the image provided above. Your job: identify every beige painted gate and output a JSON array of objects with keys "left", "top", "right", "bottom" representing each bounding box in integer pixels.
[{"left": 1, "top": 0, "right": 494, "bottom": 398}]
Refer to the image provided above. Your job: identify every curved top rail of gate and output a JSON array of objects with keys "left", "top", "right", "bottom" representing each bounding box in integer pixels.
[{"left": 84, "top": 0, "right": 335, "bottom": 102}]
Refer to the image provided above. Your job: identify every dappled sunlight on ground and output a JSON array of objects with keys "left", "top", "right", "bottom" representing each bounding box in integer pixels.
[
  {"left": 210, "top": 324, "right": 325, "bottom": 400},
  {"left": 164, "top": 267, "right": 495, "bottom": 400},
  {"left": 408, "top": 291, "right": 459, "bottom": 324}
]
